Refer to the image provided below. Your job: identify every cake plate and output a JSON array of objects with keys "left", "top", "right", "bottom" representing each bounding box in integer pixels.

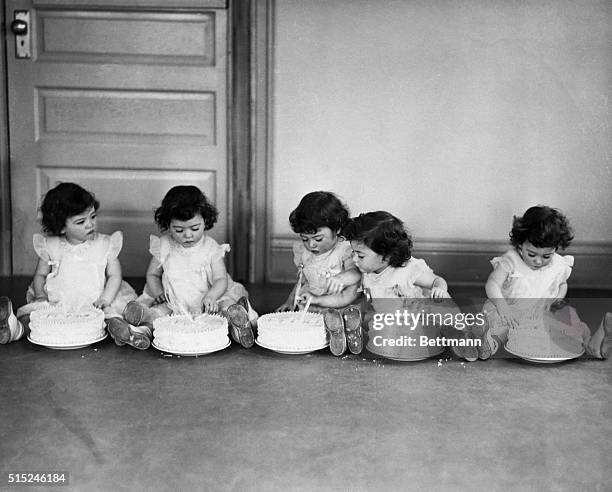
[
  {"left": 382, "top": 354, "right": 439, "bottom": 362},
  {"left": 28, "top": 334, "right": 107, "bottom": 350},
  {"left": 152, "top": 340, "right": 230, "bottom": 356},
  {"left": 255, "top": 339, "right": 328, "bottom": 355},
  {"left": 505, "top": 344, "right": 584, "bottom": 363},
  {"left": 369, "top": 346, "right": 445, "bottom": 362}
]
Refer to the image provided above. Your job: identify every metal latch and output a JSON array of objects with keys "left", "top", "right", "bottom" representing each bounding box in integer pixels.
[{"left": 11, "top": 11, "right": 31, "bottom": 59}]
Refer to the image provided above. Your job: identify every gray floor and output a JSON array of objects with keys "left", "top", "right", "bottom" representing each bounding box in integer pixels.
[{"left": 1, "top": 279, "right": 611, "bottom": 491}]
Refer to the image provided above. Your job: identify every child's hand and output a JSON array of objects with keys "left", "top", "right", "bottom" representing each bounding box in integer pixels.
[
  {"left": 202, "top": 296, "right": 219, "bottom": 314},
  {"left": 152, "top": 293, "right": 167, "bottom": 305},
  {"left": 296, "top": 292, "right": 318, "bottom": 308},
  {"left": 430, "top": 287, "right": 451, "bottom": 300},
  {"left": 93, "top": 297, "right": 109, "bottom": 309},
  {"left": 549, "top": 298, "right": 568, "bottom": 313},
  {"left": 275, "top": 302, "right": 295, "bottom": 312},
  {"left": 496, "top": 304, "right": 519, "bottom": 329},
  {"left": 326, "top": 276, "right": 346, "bottom": 295}
]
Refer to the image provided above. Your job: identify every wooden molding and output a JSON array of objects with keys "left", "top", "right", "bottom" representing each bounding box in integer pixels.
[
  {"left": 0, "top": 0, "right": 11, "bottom": 276},
  {"left": 249, "top": 0, "right": 273, "bottom": 283},
  {"left": 268, "top": 235, "right": 612, "bottom": 288}
]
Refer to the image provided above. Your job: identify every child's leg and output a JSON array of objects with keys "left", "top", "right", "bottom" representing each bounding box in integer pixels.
[
  {"left": 107, "top": 315, "right": 153, "bottom": 350},
  {"left": 470, "top": 320, "right": 504, "bottom": 360},
  {"left": 323, "top": 308, "right": 347, "bottom": 356},
  {"left": 123, "top": 300, "right": 155, "bottom": 326},
  {"left": 0, "top": 297, "right": 25, "bottom": 344},
  {"left": 106, "top": 317, "right": 151, "bottom": 350},
  {"left": 447, "top": 326, "right": 479, "bottom": 362},
  {"left": 342, "top": 305, "right": 362, "bottom": 355},
  {"left": 221, "top": 296, "right": 255, "bottom": 348},
  {"left": 585, "top": 312, "right": 612, "bottom": 359}
]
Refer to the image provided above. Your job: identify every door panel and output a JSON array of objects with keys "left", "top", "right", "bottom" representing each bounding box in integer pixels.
[{"left": 6, "top": 1, "right": 228, "bottom": 276}]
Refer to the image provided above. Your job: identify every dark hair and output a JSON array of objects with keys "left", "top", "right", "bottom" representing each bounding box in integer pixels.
[
  {"left": 510, "top": 205, "right": 573, "bottom": 249},
  {"left": 154, "top": 185, "right": 218, "bottom": 231},
  {"left": 40, "top": 182, "right": 100, "bottom": 235},
  {"left": 289, "top": 191, "right": 349, "bottom": 234},
  {"left": 342, "top": 211, "right": 413, "bottom": 267}
]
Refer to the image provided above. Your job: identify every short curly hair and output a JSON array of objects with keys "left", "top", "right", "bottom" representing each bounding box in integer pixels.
[
  {"left": 289, "top": 191, "right": 349, "bottom": 234},
  {"left": 342, "top": 211, "right": 413, "bottom": 267},
  {"left": 510, "top": 205, "right": 573, "bottom": 249},
  {"left": 40, "top": 183, "right": 100, "bottom": 236},
  {"left": 154, "top": 185, "right": 218, "bottom": 231}
]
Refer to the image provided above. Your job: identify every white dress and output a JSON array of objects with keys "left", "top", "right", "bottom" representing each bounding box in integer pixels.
[
  {"left": 17, "top": 232, "right": 137, "bottom": 319},
  {"left": 361, "top": 257, "right": 432, "bottom": 304},
  {"left": 485, "top": 249, "right": 589, "bottom": 346},
  {"left": 361, "top": 257, "right": 459, "bottom": 360},
  {"left": 489, "top": 249, "right": 573, "bottom": 299},
  {"left": 292, "top": 239, "right": 355, "bottom": 296},
  {"left": 137, "top": 234, "right": 256, "bottom": 320}
]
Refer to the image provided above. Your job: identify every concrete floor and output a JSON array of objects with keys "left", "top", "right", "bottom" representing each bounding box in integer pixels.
[{"left": 1, "top": 279, "right": 611, "bottom": 491}]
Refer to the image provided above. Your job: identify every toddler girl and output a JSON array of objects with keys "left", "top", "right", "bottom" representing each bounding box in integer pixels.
[
  {"left": 118, "top": 185, "right": 257, "bottom": 349},
  {"left": 342, "top": 211, "right": 466, "bottom": 360},
  {"left": 276, "top": 191, "right": 362, "bottom": 356},
  {"left": 0, "top": 183, "right": 136, "bottom": 344},
  {"left": 474, "top": 205, "right": 611, "bottom": 361}
]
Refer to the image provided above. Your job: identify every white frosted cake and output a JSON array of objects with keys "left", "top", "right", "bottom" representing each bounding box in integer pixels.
[
  {"left": 506, "top": 312, "right": 584, "bottom": 359},
  {"left": 153, "top": 313, "right": 229, "bottom": 353},
  {"left": 257, "top": 312, "right": 327, "bottom": 350},
  {"left": 29, "top": 305, "right": 106, "bottom": 345}
]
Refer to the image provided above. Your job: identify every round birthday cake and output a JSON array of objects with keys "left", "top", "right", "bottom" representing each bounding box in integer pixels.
[
  {"left": 29, "top": 305, "right": 106, "bottom": 345},
  {"left": 256, "top": 312, "right": 327, "bottom": 351},
  {"left": 153, "top": 313, "right": 229, "bottom": 353},
  {"left": 505, "top": 312, "right": 584, "bottom": 359}
]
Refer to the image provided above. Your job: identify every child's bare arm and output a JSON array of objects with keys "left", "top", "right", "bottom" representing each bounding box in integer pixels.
[
  {"left": 202, "top": 258, "right": 229, "bottom": 313},
  {"left": 485, "top": 268, "right": 518, "bottom": 328},
  {"left": 94, "top": 257, "right": 122, "bottom": 308},
  {"left": 145, "top": 257, "right": 166, "bottom": 303},
  {"left": 550, "top": 281, "right": 569, "bottom": 311},
  {"left": 414, "top": 271, "right": 450, "bottom": 299},
  {"left": 556, "top": 281, "right": 568, "bottom": 300},
  {"left": 298, "top": 283, "right": 361, "bottom": 309},
  {"left": 327, "top": 268, "right": 361, "bottom": 294},
  {"left": 32, "top": 259, "right": 51, "bottom": 300}
]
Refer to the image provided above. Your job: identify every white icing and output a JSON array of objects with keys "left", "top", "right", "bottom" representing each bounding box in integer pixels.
[
  {"left": 153, "top": 313, "right": 229, "bottom": 352},
  {"left": 257, "top": 312, "right": 327, "bottom": 350},
  {"left": 505, "top": 313, "right": 584, "bottom": 358},
  {"left": 29, "top": 306, "right": 105, "bottom": 344}
]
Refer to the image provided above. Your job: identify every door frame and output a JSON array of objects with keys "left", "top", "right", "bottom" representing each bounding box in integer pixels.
[{"left": 0, "top": 0, "right": 271, "bottom": 282}]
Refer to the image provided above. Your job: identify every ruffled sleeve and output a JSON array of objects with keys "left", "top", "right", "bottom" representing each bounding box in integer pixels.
[
  {"left": 32, "top": 234, "right": 50, "bottom": 261},
  {"left": 490, "top": 252, "right": 515, "bottom": 275},
  {"left": 292, "top": 241, "right": 305, "bottom": 268},
  {"left": 405, "top": 257, "right": 433, "bottom": 285},
  {"left": 559, "top": 254, "right": 574, "bottom": 283},
  {"left": 210, "top": 241, "right": 231, "bottom": 263},
  {"left": 149, "top": 235, "right": 163, "bottom": 262},
  {"left": 107, "top": 231, "right": 123, "bottom": 260}
]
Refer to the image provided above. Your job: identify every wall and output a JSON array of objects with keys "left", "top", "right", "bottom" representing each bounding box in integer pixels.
[{"left": 267, "top": 0, "right": 612, "bottom": 287}]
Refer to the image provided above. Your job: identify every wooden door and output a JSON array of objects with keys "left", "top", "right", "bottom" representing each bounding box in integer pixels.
[{"left": 5, "top": 0, "right": 228, "bottom": 276}]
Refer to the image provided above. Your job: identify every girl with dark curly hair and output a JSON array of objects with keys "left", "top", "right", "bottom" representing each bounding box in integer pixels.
[
  {"left": 342, "top": 211, "right": 463, "bottom": 361},
  {"left": 343, "top": 211, "right": 450, "bottom": 299},
  {"left": 120, "top": 185, "right": 258, "bottom": 350},
  {"left": 1, "top": 182, "right": 137, "bottom": 344},
  {"left": 277, "top": 191, "right": 363, "bottom": 356},
  {"left": 468, "top": 205, "right": 611, "bottom": 361}
]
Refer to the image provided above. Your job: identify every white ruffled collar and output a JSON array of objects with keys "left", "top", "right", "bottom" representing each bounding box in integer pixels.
[
  {"left": 60, "top": 233, "right": 98, "bottom": 251},
  {"left": 169, "top": 235, "right": 207, "bottom": 255}
]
